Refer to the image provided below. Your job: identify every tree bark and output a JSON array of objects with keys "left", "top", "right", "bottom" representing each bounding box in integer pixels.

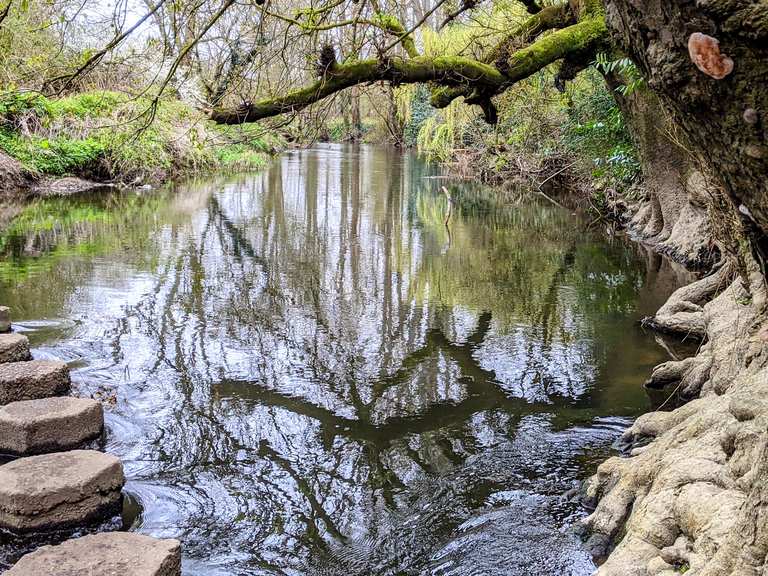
[{"left": 605, "top": 0, "right": 768, "bottom": 254}]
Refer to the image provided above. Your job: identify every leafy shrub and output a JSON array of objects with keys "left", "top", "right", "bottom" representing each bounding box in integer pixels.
[
  {"left": 402, "top": 85, "right": 434, "bottom": 147},
  {"left": 0, "top": 129, "right": 105, "bottom": 174},
  {"left": 563, "top": 70, "right": 641, "bottom": 191},
  {"left": 0, "top": 89, "right": 284, "bottom": 181},
  {"left": 45, "top": 91, "right": 125, "bottom": 118}
]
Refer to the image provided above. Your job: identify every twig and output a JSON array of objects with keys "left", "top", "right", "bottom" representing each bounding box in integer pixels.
[{"left": 536, "top": 160, "right": 577, "bottom": 209}]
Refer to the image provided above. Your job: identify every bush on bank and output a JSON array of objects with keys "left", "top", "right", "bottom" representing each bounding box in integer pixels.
[
  {"left": 404, "top": 66, "right": 641, "bottom": 198},
  {"left": 0, "top": 90, "right": 284, "bottom": 184}
]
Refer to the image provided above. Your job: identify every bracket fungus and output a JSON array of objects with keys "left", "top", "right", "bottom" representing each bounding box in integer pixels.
[{"left": 688, "top": 32, "right": 734, "bottom": 79}]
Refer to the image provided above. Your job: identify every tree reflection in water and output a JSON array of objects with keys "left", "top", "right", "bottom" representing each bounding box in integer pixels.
[{"left": 0, "top": 144, "right": 683, "bottom": 575}]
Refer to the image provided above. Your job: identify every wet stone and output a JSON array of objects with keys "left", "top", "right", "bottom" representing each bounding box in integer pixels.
[
  {"left": 0, "top": 450, "right": 124, "bottom": 532},
  {"left": 0, "top": 334, "right": 31, "bottom": 364},
  {"left": 0, "top": 307, "right": 10, "bottom": 333},
  {"left": 5, "top": 532, "right": 182, "bottom": 576},
  {"left": 0, "top": 397, "right": 103, "bottom": 456},
  {"left": 0, "top": 360, "right": 70, "bottom": 405}
]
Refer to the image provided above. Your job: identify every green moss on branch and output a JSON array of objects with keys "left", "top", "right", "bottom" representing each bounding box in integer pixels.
[
  {"left": 486, "top": 3, "right": 576, "bottom": 64},
  {"left": 371, "top": 13, "right": 419, "bottom": 58},
  {"left": 212, "top": 56, "right": 506, "bottom": 124},
  {"left": 430, "top": 3, "right": 576, "bottom": 109},
  {"left": 501, "top": 17, "right": 608, "bottom": 81},
  {"left": 211, "top": 10, "right": 609, "bottom": 125}
]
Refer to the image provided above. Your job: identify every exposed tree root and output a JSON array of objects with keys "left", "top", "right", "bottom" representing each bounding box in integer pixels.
[
  {"left": 580, "top": 259, "right": 768, "bottom": 576},
  {"left": 621, "top": 183, "right": 717, "bottom": 272},
  {"left": 641, "top": 263, "right": 732, "bottom": 337}
]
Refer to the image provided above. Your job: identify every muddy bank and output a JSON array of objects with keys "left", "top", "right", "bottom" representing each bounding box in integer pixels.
[{"left": 0, "top": 151, "right": 120, "bottom": 201}]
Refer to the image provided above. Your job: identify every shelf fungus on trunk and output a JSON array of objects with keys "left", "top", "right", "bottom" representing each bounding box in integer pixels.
[{"left": 688, "top": 33, "right": 734, "bottom": 80}]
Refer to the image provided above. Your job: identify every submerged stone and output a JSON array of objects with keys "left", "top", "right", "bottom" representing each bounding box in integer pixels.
[
  {"left": 0, "top": 397, "right": 103, "bottom": 455},
  {"left": 0, "top": 334, "right": 32, "bottom": 364},
  {"left": 0, "top": 360, "right": 70, "bottom": 405},
  {"left": 5, "top": 532, "right": 182, "bottom": 576},
  {"left": 0, "top": 450, "right": 124, "bottom": 532}
]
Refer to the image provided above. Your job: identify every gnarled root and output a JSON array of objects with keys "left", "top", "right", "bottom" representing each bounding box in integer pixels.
[
  {"left": 580, "top": 272, "right": 768, "bottom": 576},
  {"left": 642, "top": 263, "right": 732, "bottom": 337}
]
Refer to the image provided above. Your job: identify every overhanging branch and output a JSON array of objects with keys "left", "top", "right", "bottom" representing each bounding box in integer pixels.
[
  {"left": 211, "top": 56, "right": 505, "bottom": 124},
  {"left": 211, "top": 9, "right": 608, "bottom": 125}
]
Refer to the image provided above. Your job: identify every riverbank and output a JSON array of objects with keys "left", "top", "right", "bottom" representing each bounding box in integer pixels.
[
  {"left": 0, "top": 91, "right": 285, "bottom": 197},
  {"left": 579, "top": 190, "right": 768, "bottom": 575}
]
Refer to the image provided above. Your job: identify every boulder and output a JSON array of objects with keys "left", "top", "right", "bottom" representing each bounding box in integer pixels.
[
  {"left": 0, "top": 360, "right": 70, "bottom": 405},
  {"left": 5, "top": 532, "right": 182, "bottom": 576},
  {"left": 0, "top": 306, "right": 10, "bottom": 333},
  {"left": 0, "top": 397, "right": 103, "bottom": 455},
  {"left": 0, "top": 334, "right": 31, "bottom": 364},
  {"left": 0, "top": 450, "right": 124, "bottom": 532}
]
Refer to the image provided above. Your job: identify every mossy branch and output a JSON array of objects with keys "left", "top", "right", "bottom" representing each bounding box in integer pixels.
[
  {"left": 262, "top": 9, "right": 419, "bottom": 58},
  {"left": 371, "top": 13, "right": 419, "bottom": 58},
  {"left": 486, "top": 3, "right": 576, "bottom": 64},
  {"left": 211, "top": 56, "right": 505, "bottom": 124},
  {"left": 211, "top": 14, "right": 608, "bottom": 125},
  {"left": 431, "top": 3, "right": 575, "bottom": 108},
  {"left": 500, "top": 16, "right": 607, "bottom": 80}
]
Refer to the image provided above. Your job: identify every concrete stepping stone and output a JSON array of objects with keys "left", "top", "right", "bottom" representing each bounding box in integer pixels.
[
  {"left": 0, "top": 360, "right": 70, "bottom": 405},
  {"left": 0, "top": 334, "right": 31, "bottom": 364},
  {"left": 0, "top": 397, "right": 103, "bottom": 455},
  {"left": 5, "top": 532, "right": 182, "bottom": 576},
  {"left": 0, "top": 450, "right": 124, "bottom": 532}
]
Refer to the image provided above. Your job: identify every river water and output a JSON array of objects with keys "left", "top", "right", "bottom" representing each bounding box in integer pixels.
[{"left": 0, "top": 144, "right": 687, "bottom": 575}]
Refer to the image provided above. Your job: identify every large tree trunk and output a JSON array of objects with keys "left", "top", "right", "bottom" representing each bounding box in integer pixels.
[
  {"left": 581, "top": 3, "right": 768, "bottom": 576},
  {"left": 612, "top": 87, "right": 716, "bottom": 269},
  {"left": 606, "top": 0, "right": 768, "bottom": 267}
]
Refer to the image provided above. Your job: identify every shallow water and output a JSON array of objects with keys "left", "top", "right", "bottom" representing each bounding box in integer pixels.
[{"left": 0, "top": 144, "right": 687, "bottom": 575}]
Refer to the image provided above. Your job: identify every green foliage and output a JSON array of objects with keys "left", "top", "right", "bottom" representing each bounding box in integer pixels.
[
  {"left": 0, "top": 129, "right": 105, "bottom": 174},
  {"left": 45, "top": 91, "right": 125, "bottom": 118},
  {"left": 214, "top": 128, "right": 278, "bottom": 170},
  {"left": 0, "top": 91, "right": 49, "bottom": 120},
  {"left": 0, "top": 89, "right": 283, "bottom": 181},
  {"left": 594, "top": 53, "right": 645, "bottom": 96},
  {"left": 563, "top": 70, "right": 641, "bottom": 191},
  {"left": 402, "top": 85, "right": 435, "bottom": 148},
  {"left": 216, "top": 144, "right": 269, "bottom": 170}
]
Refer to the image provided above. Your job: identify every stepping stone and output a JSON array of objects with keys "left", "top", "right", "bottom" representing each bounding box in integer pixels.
[
  {"left": 0, "top": 397, "right": 103, "bottom": 455},
  {"left": 5, "top": 532, "right": 182, "bottom": 576},
  {"left": 0, "top": 306, "right": 10, "bottom": 333},
  {"left": 0, "top": 450, "right": 125, "bottom": 532},
  {"left": 0, "top": 360, "right": 70, "bottom": 405},
  {"left": 0, "top": 334, "right": 31, "bottom": 364}
]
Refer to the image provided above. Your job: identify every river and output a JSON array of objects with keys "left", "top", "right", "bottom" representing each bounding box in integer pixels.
[{"left": 0, "top": 144, "right": 690, "bottom": 575}]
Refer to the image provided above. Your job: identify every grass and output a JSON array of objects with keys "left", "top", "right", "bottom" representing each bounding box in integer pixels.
[{"left": 0, "top": 90, "right": 283, "bottom": 182}]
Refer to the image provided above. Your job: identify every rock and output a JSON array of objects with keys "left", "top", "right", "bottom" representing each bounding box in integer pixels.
[
  {"left": 584, "top": 533, "right": 611, "bottom": 559},
  {"left": 5, "top": 532, "right": 182, "bottom": 576},
  {"left": 0, "top": 360, "right": 70, "bottom": 405},
  {"left": 0, "top": 334, "right": 31, "bottom": 364},
  {"left": 35, "top": 177, "right": 114, "bottom": 197},
  {"left": 0, "top": 306, "right": 11, "bottom": 333},
  {"left": 0, "top": 397, "right": 103, "bottom": 455},
  {"left": 0, "top": 450, "right": 124, "bottom": 532}
]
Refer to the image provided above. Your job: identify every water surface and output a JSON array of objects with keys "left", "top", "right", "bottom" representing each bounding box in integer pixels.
[{"left": 0, "top": 144, "right": 685, "bottom": 575}]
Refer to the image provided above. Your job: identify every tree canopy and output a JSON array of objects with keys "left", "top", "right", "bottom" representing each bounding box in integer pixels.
[{"left": 0, "top": 0, "right": 611, "bottom": 127}]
